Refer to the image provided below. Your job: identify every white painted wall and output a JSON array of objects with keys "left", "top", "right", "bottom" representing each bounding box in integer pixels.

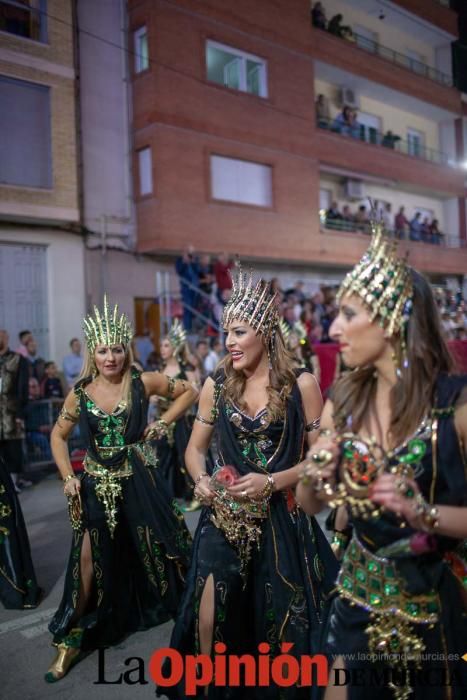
[
  {"left": 78, "top": 0, "right": 136, "bottom": 244},
  {"left": 443, "top": 198, "right": 460, "bottom": 246},
  {"left": 0, "top": 229, "right": 86, "bottom": 364}
]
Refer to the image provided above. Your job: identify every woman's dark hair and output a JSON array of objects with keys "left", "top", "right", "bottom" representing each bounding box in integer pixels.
[{"left": 332, "top": 269, "right": 454, "bottom": 446}]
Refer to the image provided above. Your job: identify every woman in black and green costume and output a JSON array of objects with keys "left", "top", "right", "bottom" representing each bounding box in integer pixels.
[
  {"left": 45, "top": 297, "right": 198, "bottom": 682},
  {"left": 0, "top": 456, "right": 41, "bottom": 609},
  {"left": 297, "top": 222, "right": 467, "bottom": 700},
  {"left": 158, "top": 267, "right": 338, "bottom": 699}
]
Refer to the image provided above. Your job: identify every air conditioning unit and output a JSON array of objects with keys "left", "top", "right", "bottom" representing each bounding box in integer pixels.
[
  {"left": 339, "top": 86, "right": 360, "bottom": 109},
  {"left": 344, "top": 179, "right": 365, "bottom": 200}
]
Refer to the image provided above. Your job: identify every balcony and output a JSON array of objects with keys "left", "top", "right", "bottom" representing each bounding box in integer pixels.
[
  {"left": 314, "top": 118, "right": 465, "bottom": 196},
  {"left": 317, "top": 115, "right": 451, "bottom": 166},
  {"left": 309, "top": 27, "right": 460, "bottom": 113},
  {"left": 318, "top": 221, "right": 467, "bottom": 276}
]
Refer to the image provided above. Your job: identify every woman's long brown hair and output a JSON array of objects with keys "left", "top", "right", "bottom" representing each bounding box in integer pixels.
[
  {"left": 221, "top": 328, "right": 297, "bottom": 421},
  {"left": 332, "top": 270, "right": 454, "bottom": 446}
]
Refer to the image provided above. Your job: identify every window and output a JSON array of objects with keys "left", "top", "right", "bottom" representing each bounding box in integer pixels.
[
  {"left": 357, "top": 112, "right": 382, "bottom": 145},
  {"left": 206, "top": 41, "right": 268, "bottom": 98},
  {"left": 137, "top": 147, "right": 152, "bottom": 196},
  {"left": 0, "top": 0, "right": 47, "bottom": 42},
  {"left": 134, "top": 26, "right": 149, "bottom": 73},
  {"left": 319, "top": 188, "right": 332, "bottom": 218},
  {"left": 210, "top": 155, "right": 272, "bottom": 207},
  {"left": 0, "top": 76, "right": 51, "bottom": 188},
  {"left": 407, "top": 128, "right": 425, "bottom": 158}
]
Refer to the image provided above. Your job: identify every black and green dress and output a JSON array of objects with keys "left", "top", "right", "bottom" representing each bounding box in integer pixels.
[
  {"left": 159, "top": 369, "right": 338, "bottom": 699},
  {"left": 0, "top": 456, "right": 41, "bottom": 609},
  {"left": 48, "top": 371, "right": 192, "bottom": 650},
  {"left": 323, "top": 374, "right": 467, "bottom": 699}
]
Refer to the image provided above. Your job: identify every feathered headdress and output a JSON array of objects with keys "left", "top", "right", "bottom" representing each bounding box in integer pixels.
[{"left": 168, "top": 318, "right": 187, "bottom": 359}]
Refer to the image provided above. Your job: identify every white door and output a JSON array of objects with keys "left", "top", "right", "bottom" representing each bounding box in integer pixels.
[
  {"left": 0, "top": 243, "right": 49, "bottom": 357},
  {"left": 407, "top": 128, "right": 425, "bottom": 158},
  {"left": 358, "top": 112, "right": 382, "bottom": 144}
]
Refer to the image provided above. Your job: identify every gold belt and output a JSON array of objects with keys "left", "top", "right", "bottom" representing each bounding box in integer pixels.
[
  {"left": 337, "top": 534, "right": 439, "bottom": 700},
  {"left": 210, "top": 492, "right": 269, "bottom": 584},
  {"left": 337, "top": 534, "right": 439, "bottom": 623}
]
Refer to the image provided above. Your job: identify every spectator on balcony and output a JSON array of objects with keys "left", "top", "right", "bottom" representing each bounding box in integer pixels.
[
  {"left": 395, "top": 206, "right": 409, "bottom": 239},
  {"left": 382, "top": 130, "right": 401, "bottom": 149},
  {"left": 341, "top": 204, "right": 354, "bottom": 229},
  {"left": 176, "top": 245, "right": 200, "bottom": 332},
  {"left": 430, "top": 219, "right": 443, "bottom": 246},
  {"left": 349, "top": 109, "right": 361, "bottom": 139},
  {"left": 326, "top": 201, "right": 343, "bottom": 226},
  {"left": 311, "top": 2, "right": 327, "bottom": 30},
  {"left": 214, "top": 252, "right": 233, "bottom": 306},
  {"left": 315, "top": 94, "right": 330, "bottom": 128},
  {"left": 380, "top": 202, "right": 392, "bottom": 231},
  {"left": 331, "top": 106, "right": 352, "bottom": 135},
  {"left": 421, "top": 217, "right": 432, "bottom": 243},
  {"left": 354, "top": 204, "right": 369, "bottom": 232},
  {"left": 328, "top": 14, "right": 353, "bottom": 40},
  {"left": 409, "top": 212, "right": 422, "bottom": 241},
  {"left": 62, "top": 337, "right": 83, "bottom": 390}
]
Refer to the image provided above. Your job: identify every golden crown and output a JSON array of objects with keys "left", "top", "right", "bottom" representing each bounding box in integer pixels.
[
  {"left": 337, "top": 220, "right": 413, "bottom": 336},
  {"left": 83, "top": 295, "right": 133, "bottom": 353},
  {"left": 222, "top": 263, "right": 279, "bottom": 341},
  {"left": 168, "top": 318, "right": 187, "bottom": 358}
]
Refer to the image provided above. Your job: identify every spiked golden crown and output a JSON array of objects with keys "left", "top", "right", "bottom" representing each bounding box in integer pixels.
[
  {"left": 337, "top": 219, "right": 413, "bottom": 336},
  {"left": 168, "top": 318, "right": 187, "bottom": 358},
  {"left": 83, "top": 295, "right": 133, "bottom": 353},
  {"left": 222, "top": 263, "right": 279, "bottom": 341}
]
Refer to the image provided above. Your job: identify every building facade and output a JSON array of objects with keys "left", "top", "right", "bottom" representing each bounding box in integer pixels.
[
  {"left": 127, "top": 0, "right": 467, "bottom": 289},
  {"left": 0, "top": 0, "right": 86, "bottom": 362}
]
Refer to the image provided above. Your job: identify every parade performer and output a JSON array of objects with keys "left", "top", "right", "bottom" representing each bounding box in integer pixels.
[
  {"left": 280, "top": 319, "right": 321, "bottom": 384},
  {"left": 154, "top": 319, "right": 203, "bottom": 508},
  {"left": 0, "top": 456, "right": 41, "bottom": 609},
  {"left": 45, "top": 297, "right": 197, "bottom": 682},
  {"left": 159, "top": 265, "right": 338, "bottom": 699},
  {"left": 297, "top": 222, "right": 467, "bottom": 699}
]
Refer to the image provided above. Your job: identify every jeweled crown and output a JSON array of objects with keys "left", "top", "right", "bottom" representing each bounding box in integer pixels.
[
  {"left": 83, "top": 295, "right": 133, "bottom": 353},
  {"left": 337, "top": 220, "right": 413, "bottom": 336},
  {"left": 222, "top": 264, "right": 279, "bottom": 341}
]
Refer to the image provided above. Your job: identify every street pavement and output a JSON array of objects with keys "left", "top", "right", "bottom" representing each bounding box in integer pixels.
[{"left": 1, "top": 475, "right": 329, "bottom": 699}]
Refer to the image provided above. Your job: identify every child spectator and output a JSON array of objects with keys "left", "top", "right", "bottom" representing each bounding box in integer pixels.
[{"left": 41, "top": 362, "right": 64, "bottom": 399}]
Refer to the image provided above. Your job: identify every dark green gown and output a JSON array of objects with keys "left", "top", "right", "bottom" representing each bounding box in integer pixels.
[{"left": 48, "top": 371, "right": 192, "bottom": 650}]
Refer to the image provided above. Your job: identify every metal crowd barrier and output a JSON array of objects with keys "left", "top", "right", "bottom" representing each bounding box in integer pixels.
[{"left": 24, "top": 398, "right": 85, "bottom": 470}]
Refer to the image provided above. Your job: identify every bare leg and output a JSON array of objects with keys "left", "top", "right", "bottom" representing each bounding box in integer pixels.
[
  {"left": 198, "top": 573, "right": 215, "bottom": 656},
  {"left": 71, "top": 530, "right": 94, "bottom": 621}
]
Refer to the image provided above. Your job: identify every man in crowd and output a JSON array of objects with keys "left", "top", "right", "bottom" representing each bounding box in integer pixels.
[
  {"left": 409, "top": 212, "right": 422, "bottom": 241},
  {"left": 15, "top": 329, "right": 33, "bottom": 358},
  {"left": 214, "top": 252, "right": 234, "bottom": 306},
  {"left": 25, "top": 337, "right": 45, "bottom": 382},
  {"left": 204, "top": 337, "right": 223, "bottom": 376},
  {"left": 175, "top": 245, "right": 200, "bottom": 332},
  {"left": 62, "top": 337, "right": 83, "bottom": 390},
  {"left": 0, "top": 329, "right": 31, "bottom": 491},
  {"left": 395, "top": 206, "right": 409, "bottom": 239},
  {"left": 25, "top": 376, "right": 52, "bottom": 462}
]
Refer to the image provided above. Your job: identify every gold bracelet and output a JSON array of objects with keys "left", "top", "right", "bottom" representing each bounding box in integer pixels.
[
  {"left": 414, "top": 494, "right": 440, "bottom": 532},
  {"left": 194, "top": 472, "right": 208, "bottom": 486},
  {"left": 62, "top": 474, "right": 76, "bottom": 484}
]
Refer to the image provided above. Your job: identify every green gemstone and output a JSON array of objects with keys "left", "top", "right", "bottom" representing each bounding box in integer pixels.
[
  {"left": 347, "top": 563, "right": 354, "bottom": 574},
  {"left": 368, "top": 561, "right": 381, "bottom": 574},
  {"left": 370, "top": 578, "right": 381, "bottom": 591},
  {"left": 350, "top": 543, "right": 358, "bottom": 559},
  {"left": 356, "top": 568, "right": 366, "bottom": 583},
  {"left": 384, "top": 583, "right": 399, "bottom": 596},
  {"left": 406, "top": 602, "right": 419, "bottom": 616},
  {"left": 342, "top": 576, "right": 353, "bottom": 591},
  {"left": 369, "top": 593, "right": 382, "bottom": 606},
  {"left": 217, "top": 610, "right": 225, "bottom": 622},
  {"left": 356, "top": 586, "right": 367, "bottom": 599},
  {"left": 385, "top": 566, "right": 395, "bottom": 578},
  {"left": 408, "top": 439, "right": 426, "bottom": 457},
  {"left": 426, "top": 600, "right": 439, "bottom": 614}
]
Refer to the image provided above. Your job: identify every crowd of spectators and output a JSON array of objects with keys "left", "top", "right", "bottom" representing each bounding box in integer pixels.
[
  {"left": 324, "top": 201, "right": 445, "bottom": 245},
  {"left": 175, "top": 246, "right": 235, "bottom": 333},
  {"left": 311, "top": 3, "right": 354, "bottom": 40},
  {"left": 434, "top": 288, "right": 467, "bottom": 341}
]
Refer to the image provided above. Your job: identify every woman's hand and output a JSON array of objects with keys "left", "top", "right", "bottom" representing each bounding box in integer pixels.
[
  {"left": 227, "top": 473, "right": 272, "bottom": 500},
  {"left": 193, "top": 475, "right": 215, "bottom": 505},
  {"left": 300, "top": 435, "right": 339, "bottom": 501},
  {"left": 370, "top": 473, "right": 424, "bottom": 527},
  {"left": 64, "top": 477, "right": 81, "bottom": 497}
]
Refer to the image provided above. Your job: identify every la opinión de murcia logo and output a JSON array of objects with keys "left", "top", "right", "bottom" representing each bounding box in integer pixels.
[{"left": 95, "top": 643, "right": 329, "bottom": 695}]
